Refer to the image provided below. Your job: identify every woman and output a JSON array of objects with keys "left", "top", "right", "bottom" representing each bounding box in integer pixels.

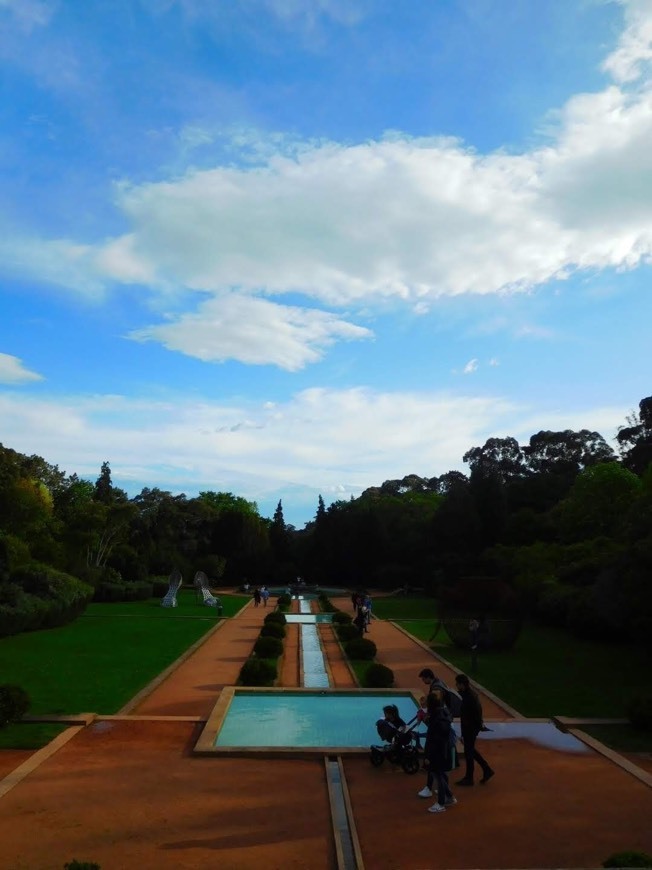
[{"left": 419, "top": 688, "right": 456, "bottom": 814}]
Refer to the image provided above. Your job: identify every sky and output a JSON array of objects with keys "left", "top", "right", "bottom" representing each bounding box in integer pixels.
[{"left": 0, "top": 0, "right": 651, "bottom": 528}]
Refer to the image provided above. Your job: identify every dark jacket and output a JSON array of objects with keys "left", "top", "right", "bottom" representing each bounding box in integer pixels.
[
  {"left": 459, "top": 687, "right": 484, "bottom": 736},
  {"left": 424, "top": 705, "right": 452, "bottom": 770}
]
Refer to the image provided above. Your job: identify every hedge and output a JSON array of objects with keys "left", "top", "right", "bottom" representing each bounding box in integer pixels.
[
  {"left": 0, "top": 684, "right": 30, "bottom": 727},
  {"left": 336, "top": 623, "right": 360, "bottom": 643},
  {"left": 344, "top": 637, "right": 377, "bottom": 661},
  {"left": 363, "top": 663, "right": 394, "bottom": 688},
  {"left": 260, "top": 622, "right": 286, "bottom": 640},
  {"left": 253, "top": 635, "right": 284, "bottom": 658},
  {"left": 264, "top": 611, "right": 287, "bottom": 626},
  {"left": 0, "top": 563, "right": 93, "bottom": 638},
  {"left": 239, "top": 658, "right": 277, "bottom": 687}
]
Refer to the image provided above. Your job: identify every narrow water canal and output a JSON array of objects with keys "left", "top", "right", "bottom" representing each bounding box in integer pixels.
[{"left": 297, "top": 597, "right": 330, "bottom": 688}]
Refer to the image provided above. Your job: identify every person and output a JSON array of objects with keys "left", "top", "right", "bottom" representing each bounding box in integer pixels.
[
  {"left": 353, "top": 606, "right": 367, "bottom": 636},
  {"left": 378, "top": 704, "right": 407, "bottom": 745},
  {"left": 253, "top": 587, "right": 261, "bottom": 608},
  {"left": 418, "top": 667, "right": 462, "bottom": 719},
  {"left": 351, "top": 591, "right": 358, "bottom": 612},
  {"left": 419, "top": 688, "right": 456, "bottom": 813},
  {"left": 363, "top": 594, "right": 372, "bottom": 629},
  {"left": 455, "top": 673, "right": 494, "bottom": 786},
  {"left": 260, "top": 585, "right": 270, "bottom": 607}
]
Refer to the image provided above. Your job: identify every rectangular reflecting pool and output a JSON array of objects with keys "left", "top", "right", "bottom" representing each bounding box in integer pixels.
[
  {"left": 285, "top": 614, "right": 333, "bottom": 624},
  {"left": 195, "top": 689, "right": 420, "bottom": 754}
]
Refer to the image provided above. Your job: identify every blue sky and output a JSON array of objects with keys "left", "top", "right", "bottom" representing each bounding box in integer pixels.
[{"left": 1, "top": 0, "right": 651, "bottom": 527}]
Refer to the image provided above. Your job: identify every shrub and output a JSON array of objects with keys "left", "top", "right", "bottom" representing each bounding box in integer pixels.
[
  {"left": 151, "top": 577, "right": 170, "bottom": 597},
  {"left": 239, "top": 658, "right": 277, "bottom": 687},
  {"left": 253, "top": 635, "right": 284, "bottom": 658},
  {"left": 277, "top": 593, "right": 291, "bottom": 608},
  {"left": 363, "top": 663, "right": 394, "bottom": 688},
  {"left": 0, "top": 684, "right": 30, "bottom": 727},
  {"left": 628, "top": 695, "right": 652, "bottom": 731},
  {"left": 603, "top": 851, "right": 652, "bottom": 868},
  {"left": 264, "top": 611, "right": 287, "bottom": 626},
  {"left": 344, "top": 637, "right": 377, "bottom": 660},
  {"left": 64, "top": 861, "right": 101, "bottom": 870},
  {"left": 332, "top": 611, "right": 352, "bottom": 625},
  {"left": 0, "top": 565, "right": 93, "bottom": 638},
  {"left": 336, "top": 623, "right": 360, "bottom": 643},
  {"left": 260, "top": 622, "right": 286, "bottom": 640}
]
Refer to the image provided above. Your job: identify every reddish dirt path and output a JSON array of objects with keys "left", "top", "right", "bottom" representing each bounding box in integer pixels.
[{"left": 2, "top": 594, "right": 651, "bottom": 870}]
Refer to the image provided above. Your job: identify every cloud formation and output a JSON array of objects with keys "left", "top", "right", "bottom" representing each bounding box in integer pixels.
[{"left": 0, "top": 352, "right": 43, "bottom": 384}]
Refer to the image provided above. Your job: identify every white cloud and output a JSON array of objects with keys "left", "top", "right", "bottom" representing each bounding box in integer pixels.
[
  {"left": 463, "top": 358, "right": 479, "bottom": 374},
  {"left": 0, "top": 352, "right": 44, "bottom": 384},
  {"left": 602, "top": 0, "right": 652, "bottom": 83},
  {"left": 0, "top": 0, "right": 54, "bottom": 31},
  {"left": 129, "top": 293, "right": 373, "bottom": 370}
]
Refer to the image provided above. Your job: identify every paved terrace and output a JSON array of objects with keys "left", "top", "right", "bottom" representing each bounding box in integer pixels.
[{"left": 0, "top": 594, "right": 650, "bottom": 870}]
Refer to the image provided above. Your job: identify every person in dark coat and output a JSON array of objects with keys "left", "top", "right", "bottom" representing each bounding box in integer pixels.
[
  {"left": 455, "top": 673, "right": 494, "bottom": 786},
  {"left": 422, "top": 689, "right": 456, "bottom": 813}
]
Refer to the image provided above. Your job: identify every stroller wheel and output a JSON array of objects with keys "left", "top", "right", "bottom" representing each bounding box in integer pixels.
[
  {"left": 370, "top": 747, "right": 384, "bottom": 767},
  {"left": 402, "top": 753, "right": 420, "bottom": 775}
]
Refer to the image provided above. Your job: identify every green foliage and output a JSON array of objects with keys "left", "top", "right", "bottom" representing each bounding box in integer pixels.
[
  {"left": 602, "top": 851, "right": 652, "bottom": 868},
  {"left": 277, "top": 593, "right": 291, "bottom": 608},
  {"left": 239, "top": 657, "right": 277, "bottom": 686},
  {"left": 0, "top": 563, "right": 93, "bottom": 638},
  {"left": 331, "top": 611, "right": 352, "bottom": 624},
  {"left": 344, "top": 637, "right": 377, "bottom": 660},
  {"left": 93, "top": 580, "right": 153, "bottom": 603},
  {"left": 336, "top": 623, "right": 360, "bottom": 643},
  {"left": 628, "top": 695, "right": 652, "bottom": 731},
  {"left": 0, "top": 684, "right": 30, "bottom": 727},
  {"left": 535, "top": 583, "right": 580, "bottom": 628},
  {"left": 253, "top": 635, "right": 283, "bottom": 658},
  {"left": 362, "top": 663, "right": 394, "bottom": 688},
  {"left": 260, "top": 622, "right": 286, "bottom": 639},
  {"left": 263, "top": 610, "right": 286, "bottom": 625}
]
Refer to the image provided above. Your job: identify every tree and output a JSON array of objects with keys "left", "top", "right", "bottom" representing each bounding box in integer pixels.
[
  {"left": 524, "top": 430, "right": 615, "bottom": 477},
  {"left": 464, "top": 437, "right": 528, "bottom": 482},
  {"left": 617, "top": 396, "right": 652, "bottom": 475},
  {"left": 269, "top": 500, "right": 290, "bottom": 561},
  {"left": 555, "top": 462, "right": 642, "bottom": 542}
]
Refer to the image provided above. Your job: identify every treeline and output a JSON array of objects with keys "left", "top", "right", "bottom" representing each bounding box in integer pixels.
[{"left": 0, "top": 395, "right": 650, "bottom": 644}]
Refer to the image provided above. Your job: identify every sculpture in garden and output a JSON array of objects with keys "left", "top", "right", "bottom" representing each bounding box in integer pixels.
[
  {"left": 161, "top": 568, "right": 182, "bottom": 607},
  {"left": 194, "top": 571, "right": 222, "bottom": 612}
]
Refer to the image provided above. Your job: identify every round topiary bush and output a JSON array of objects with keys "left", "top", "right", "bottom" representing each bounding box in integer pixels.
[
  {"left": 264, "top": 611, "right": 287, "bottom": 625},
  {"left": 628, "top": 695, "right": 652, "bottom": 731},
  {"left": 277, "top": 593, "right": 291, "bottom": 608},
  {"left": 603, "top": 851, "right": 652, "bottom": 868},
  {"left": 336, "top": 623, "right": 360, "bottom": 643},
  {"left": 260, "top": 622, "right": 286, "bottom": 640},
  {"left": 344, "top": 637, "right": 377, "bottom": 660},
  {"left": 0, "top": 684, "right": 30, "bottom": 727},
  {"left": 253, "top": 635, "right": 284, "bottom": 658},
  {"left": 332, "top": 611, "right": 352, "bottom": 625},
  {"left": 239, "top": 658, "right": 277, "bottom": 687},
  {"left": 363, "top": 663, "right": 394, "bottom": 688}
]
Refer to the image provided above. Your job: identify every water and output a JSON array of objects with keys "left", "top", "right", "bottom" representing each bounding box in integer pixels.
[
  {"left": 302, "top": 624, "right": 330, "bottom": 688},
  {"left": 285, "top": 614, "right": 333, "bottom": 623},
  {"left": 214, "top": 692, "right": 419, "bottom": 747}
]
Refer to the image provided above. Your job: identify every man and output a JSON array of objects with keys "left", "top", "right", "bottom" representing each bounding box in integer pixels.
[
  {"left": 418, "top": 668, "right": 462, "bottom": 718},
  {"left": 455, "top": 673, "right": 494, "bottom": 786}
]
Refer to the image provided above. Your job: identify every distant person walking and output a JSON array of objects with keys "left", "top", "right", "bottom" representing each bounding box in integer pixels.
[
  {"left": 455, "top": 673, "right": 494, "bottom": 786},
  {"left": 260, "top": 586, "right": 270, "bottom": 607},
  {"left": 253, "top": 588, "right": 261, "bottom": 608}
]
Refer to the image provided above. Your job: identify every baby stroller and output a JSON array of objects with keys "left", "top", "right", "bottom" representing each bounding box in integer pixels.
[{"left": 369, "top": 709, "right": 425, "bottom": 775}]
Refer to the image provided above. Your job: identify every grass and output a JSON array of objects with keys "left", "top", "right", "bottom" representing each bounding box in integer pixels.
[
  {"left": 0, "top": 723, "right": 67, "bottom": 750},
  {"left": 394, "top": 617, "right": 650, "bottom": 719},
  {"left": 0, "top": 591, "right": 248, "bottom": 715},
  {"left": 372, "top": 596, "right": 437, "bottom": 621},
  {"left": 582, "top": 724, "right": 652, "bottom": 754}
]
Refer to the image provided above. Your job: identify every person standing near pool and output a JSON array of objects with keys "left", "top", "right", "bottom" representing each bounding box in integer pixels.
[
  {"left": 253, "top": 587, "right": 261, "bottom": 607},
  {"left": 260, "top": 585, "right": 270, "bottom": 607},
  {"left": 455, "top": 673, "right": 494, "bottom": 786},
  {"left": 422, "top": 688, "right": 456, "bottom": 813}
]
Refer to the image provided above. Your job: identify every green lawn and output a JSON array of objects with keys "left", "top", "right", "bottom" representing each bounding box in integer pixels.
[
  {"left": 395, "top": 616, "right": 649, "bottom": 719},
  {"left": 372, "top": 596, "right": 437, "bottom": 621},
  {"left": 0, "top": 723, "right": 67, "bottom": 750},
  {"left": 0, "top": 592, "right": 248, "bottom": 716},
  {"left": 582, "top": 724, "right": 652, "bottom": 754}
]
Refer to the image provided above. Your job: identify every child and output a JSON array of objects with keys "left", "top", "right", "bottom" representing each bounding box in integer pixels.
[{"left": 376, "top": 704, "right": 407, "bottom": 745}]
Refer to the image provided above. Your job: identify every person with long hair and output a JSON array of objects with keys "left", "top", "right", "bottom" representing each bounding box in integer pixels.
[{"left": 421, "top": 688, "right": 457, "bottom": 814}]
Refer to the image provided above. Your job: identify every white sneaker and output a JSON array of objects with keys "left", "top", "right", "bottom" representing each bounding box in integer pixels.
[
  {"left": 428, "top": 803, "right": 446, "bottom": 813},
  {"left": 417, "top": 787, "right": 433, "bottom": 798}
]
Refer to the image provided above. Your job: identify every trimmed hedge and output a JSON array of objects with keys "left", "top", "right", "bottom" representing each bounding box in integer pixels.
[
  {"left": 603, "top": 851, "right": 652, "bottom": 868},
  {"left": 332, "top": 611, "right": 352, "bottom": 625},
  {"left": 93, "top": 580, "right": 153, "bottom": 603},
  {"left": 264, "top": 611, "right": 287, "bottom": 626},
  {"left": 239, "top": 658, "right": 277, "bottom": 687},
  {"left": 344, "top": 637, "right": 377, "bottom": 660},
  {"left": 0, "top": 684, "right": 30, "bottom": 727},
  {"left": 0, "top": 563, "right": 93, "bottom": 638},
  {"left": 336, "top": 623, "right": 360, "bottom": 643},
  {"left": 277, "top": 593, "right": 291, "bottom": 609},
  {"left": 253, "top": 635, "right": 284, "bottom": 658},
  {"left": 628, "top": 695, "right": 652, "bottom": 731},
  {"left": 363, "top": 663, "right": 394, "bottom": 688},
  {"left": 260, "top": 622, "right": 286, "bottom": 640}
]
